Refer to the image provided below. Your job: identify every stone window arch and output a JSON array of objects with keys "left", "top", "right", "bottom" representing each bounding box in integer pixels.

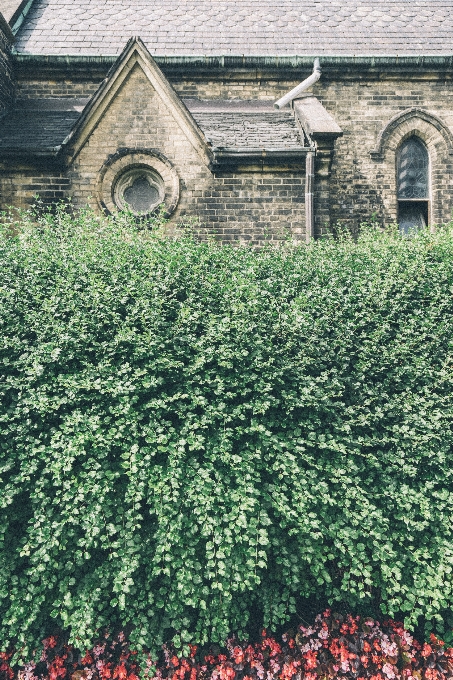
[
  {"left": 396, "top": 136, "right": 429, "bottom": 232},
  {"left": 370, "top": 108, "right": 453, "bottom": 226}
]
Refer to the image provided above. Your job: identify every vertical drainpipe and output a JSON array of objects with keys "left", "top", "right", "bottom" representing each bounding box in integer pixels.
[
  {"left": 274, "top": 60, "right": 321, "bottom": 243},
  {"left": 305, "top": 151, "right": 315, "bottom": 242}
]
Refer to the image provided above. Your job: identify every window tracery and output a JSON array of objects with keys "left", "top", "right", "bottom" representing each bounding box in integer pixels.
[
  {"left": 397, "top": 137, "right": 429, "bottom": 199},
  {"left": 396, "top": 137, "right": 430, "bottom": 232}
]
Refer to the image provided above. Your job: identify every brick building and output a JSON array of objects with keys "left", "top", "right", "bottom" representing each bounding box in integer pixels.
[{"left": 0, "top": 0, "right": 453, "bottom": 242}]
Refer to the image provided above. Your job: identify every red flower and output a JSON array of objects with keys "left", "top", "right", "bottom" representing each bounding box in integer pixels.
[
  {"left": 44, "top": 636, "right": 58, "bottom": 650},
  {"left": 425, "top": 669, "right": 439, "bottom": 680},
  {"left": 303, "top": 651, "right": 318, "bottom": 670},
  {"left": 232, "top": 647, "right": 244, "bottom": 664},
  {"left": 113, "top": 664, "right": 128, "bottom": 680},
  {"left": 421, "top": 644, "right": 433, "bottom": 658},
  {"left": 329, "top": 639, "right": 341, "bottom": 657},
  {"left": 81, "top": 651, "right": 94, "bottom": 666}
]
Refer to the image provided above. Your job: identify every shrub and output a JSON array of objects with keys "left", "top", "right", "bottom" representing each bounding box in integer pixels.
[{"left": 1, "top": 206, "right": 453, "bottom": 658}]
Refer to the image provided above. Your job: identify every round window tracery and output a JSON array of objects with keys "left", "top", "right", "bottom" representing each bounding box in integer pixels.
[
  {"left": 97, "top": 151, "right": 180, "bottom": 218},
  {"left": 114, "top": 168, "right": 165, "bottom": 215}
]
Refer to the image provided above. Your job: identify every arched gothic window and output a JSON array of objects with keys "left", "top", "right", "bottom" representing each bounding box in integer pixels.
[{"left": 397, "top": 137, "right": 429, "bottom": 232}]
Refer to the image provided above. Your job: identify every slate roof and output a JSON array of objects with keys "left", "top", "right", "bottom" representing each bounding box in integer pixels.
[
  {"left": 185, "top": 100, "right": 304, "bottom": 149},
  {"left": 0, "top": 98, "right": 305, "bottom": 156},
  {"left": 12, "top": 0, "right": 453, "bottom": 57},
  {"left": 1, "top": 0, "right": 21, "bottom": 23},
  {"left": 0, "top": 99, "right": 87, "bottom": 154}
]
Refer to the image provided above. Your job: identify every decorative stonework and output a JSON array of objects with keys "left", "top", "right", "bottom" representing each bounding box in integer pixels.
[
  {"left": 369, "top": 108, "right": 453, "bottom": 226},
  {"left": 97, "top": 150, "right": 180, "bottom": 217},
  {"left": 370, "top": 108, "right": 453, "bottom": 161},
  {"left": 114, "top": 168, "right": 165, "bottom": 215}
]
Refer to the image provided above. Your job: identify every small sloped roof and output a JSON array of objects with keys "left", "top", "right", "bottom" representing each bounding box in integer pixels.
[
  {"left": 0, "top": 97, "right": 305, "bottom": 158},
  {"left": 13, "top": 0, "right": 453, "bottom": 57},
  {"left": 186, "top": 100, "right": 304, "bottom": 150},
  {"left": 0, "top": 100, "right": 86, "bottom": 155}
]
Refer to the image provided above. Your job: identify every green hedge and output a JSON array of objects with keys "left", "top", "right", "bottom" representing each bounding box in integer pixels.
[{"left": 1, "top": 207, "right": 453, "bottom": 657}]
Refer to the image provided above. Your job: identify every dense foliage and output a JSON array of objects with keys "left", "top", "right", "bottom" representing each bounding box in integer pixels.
[
  {"left": 1, "top": 207, "right": 453, "bottom": 658},
  {"left": 1, "top": 612, "right": 452, "bottom": 680}
]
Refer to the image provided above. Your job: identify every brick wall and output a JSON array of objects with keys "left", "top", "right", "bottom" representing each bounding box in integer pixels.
[
  {"left": 0, "top": 167, "right": 71, "bottom": 210},
  {"left": 309, "top": 76, "right": 453, "bottom": 229},
  {"left": 7, "top": 64, "right": 453, "bottom": 236},
  {"left": 190, "top": 173, "right": 305, "bottom": 246},
  {"left": 17, "top": 79, "right": 101, "bottom": 99},
  {"left": 66, "top": 64, "right": 306, "bottom": 244}
]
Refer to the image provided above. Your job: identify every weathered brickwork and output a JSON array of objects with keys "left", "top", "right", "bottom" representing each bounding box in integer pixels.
[
  {"left": 16, "top": 78, "right": 102, "bottom": 99},
  {"left": 5, "top": 61, "right": 453, "bottom": 238},
  {"left": 312, "top": 77, "right": 453, "bottom": 229},
  {"left": 65, "top": 64, "right": 306, "bottom": 244},
  {"left": 0, "top": 168, "right": 71, "bottom": 209},
  {"left": 191, "top": 173, "right": 305, "bottom": 245},
  {"left": 15, "top": 70, "right": 301, "bottom": 100}
]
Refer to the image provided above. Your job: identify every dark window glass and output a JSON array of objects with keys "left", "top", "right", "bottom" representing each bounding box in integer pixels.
[
  {"left": 123, "top": 176, "right": 160, "bottom": 213},
  {"left": 398, "top": 201, "right": 428, "bottom": 234},
  {"left": 397, "top": 137, "right": 429, "bottom": 199}
]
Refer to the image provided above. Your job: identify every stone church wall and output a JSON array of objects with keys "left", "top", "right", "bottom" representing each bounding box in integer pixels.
[
  {"left": 0, "top": 170, "right": 71, "bottom": 207},
  {"left": 64, "top": 65, "right": 305, "bottom": 246},
  {"left": 315, "top": 77, "right": 453, "bottom": 230},
  {"left": 7, "top": 63, "right": 453, "bottom": 237}
]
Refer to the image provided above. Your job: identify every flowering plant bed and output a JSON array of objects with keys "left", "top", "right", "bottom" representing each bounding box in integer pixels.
[{"left": 1, "top": 612, "right": 452, "bottom": 680}]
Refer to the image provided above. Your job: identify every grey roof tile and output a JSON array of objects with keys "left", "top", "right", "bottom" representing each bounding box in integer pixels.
[
  {"left": 0, "top": 103, "right": 81, "bottom": 152},
  {"left": 0, "top": 96, "right": 305, "bottom": 155},
  {"left": 184, "top": 99, "right": 304, "bottom": 149},
  {"left": 12, "top": 0, "right": 453, "bottom": 56},
  {"left": 0, "top": 0, "right": 23, "bottom": 23}
]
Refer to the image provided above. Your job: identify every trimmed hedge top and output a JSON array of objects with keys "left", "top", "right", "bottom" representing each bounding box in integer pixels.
[{"left": 1, "top": 208, "right": 453, "bottom": 658}]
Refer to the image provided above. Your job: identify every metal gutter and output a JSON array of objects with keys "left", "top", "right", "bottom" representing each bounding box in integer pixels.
[
  {"left": 0, "top": 146, "right": 61, "bottom": 155},
  {"left": 10, "top": 0, "right": 35, "bottom": 35},
  {"left": 11, "top": 54, "right": 453, "bottom": 69},
  {"left": 210, "top": 146, "right": 309, "bottom": 169}
]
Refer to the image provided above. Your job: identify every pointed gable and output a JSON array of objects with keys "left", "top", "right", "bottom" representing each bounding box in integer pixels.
[{"left": 64, "top": 37, "right": 211, "bottom": 166}]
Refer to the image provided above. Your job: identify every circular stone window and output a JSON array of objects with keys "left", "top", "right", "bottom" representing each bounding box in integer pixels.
[
  {"left": 97, "top": 151, "right": 180, "bottom": 218},
  {"left": 114, "top": 167, "right": 164, "bottom": 215}
]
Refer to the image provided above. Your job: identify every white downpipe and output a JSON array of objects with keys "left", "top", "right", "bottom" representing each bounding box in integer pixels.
[{"left": 274, "top": 58, "right": 321, "bottom": 109}]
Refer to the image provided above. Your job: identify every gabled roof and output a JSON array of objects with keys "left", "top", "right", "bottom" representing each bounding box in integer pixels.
[
  {"left": 62, "top": 37, "right": 210, "bottom": 164},
  {"left": 12, "top": 0, "right": 453, "bottom": 57}
]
